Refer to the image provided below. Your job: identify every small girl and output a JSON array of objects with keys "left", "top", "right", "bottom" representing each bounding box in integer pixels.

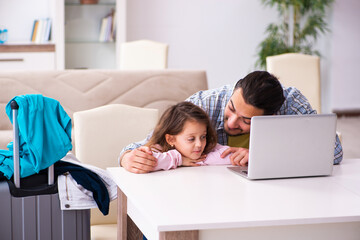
[{"left": 146, "top": 101, "right": 231, "bottom": 171}]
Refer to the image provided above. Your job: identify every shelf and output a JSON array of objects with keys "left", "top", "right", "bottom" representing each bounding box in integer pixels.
[
  {"left": 65, "top": 41, "right": 115, "bottom": 44},
  {"left": 63, "top": 0, "right": 125, "bottom": 69},
  {"left": 0, "top": 43, "right": 55, "bottom": 52},
  {"left": 65, "top": 3, "right": 115, "bottom": 6},
  {"left": 65, "top": 0, "right": 115, "bottom": 6}
]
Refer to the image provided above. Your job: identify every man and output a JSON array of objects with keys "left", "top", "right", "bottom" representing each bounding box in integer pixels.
[{"left": 119, "top": 71, "right": 343, "bottom": 173}]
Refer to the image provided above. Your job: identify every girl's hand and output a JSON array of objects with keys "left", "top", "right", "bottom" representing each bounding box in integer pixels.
[{"left": 182, "top": 154, "right": 206, "bottom": 166}]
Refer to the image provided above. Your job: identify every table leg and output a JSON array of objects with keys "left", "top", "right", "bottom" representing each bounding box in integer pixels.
[
  {"left": 127, "top": 216, "right": 143, "bottom": 240},
  {"left": 117, "top": 187, "right": 143, "bottom": 240},
  {"left": 118, "top": 187, "right": 127, "bottom": 240},
  {"left": 159, "top": 230, "right": 199, "bottom": 240}
]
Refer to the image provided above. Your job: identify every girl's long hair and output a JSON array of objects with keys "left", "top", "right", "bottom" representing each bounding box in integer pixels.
[{"left": 146, "top": 101, "right": 217, "bottom": 153}]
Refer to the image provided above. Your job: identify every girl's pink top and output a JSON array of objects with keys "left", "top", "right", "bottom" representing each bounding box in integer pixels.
[{"left": 152, "top": 144, "right": 231, "bottom": 171}]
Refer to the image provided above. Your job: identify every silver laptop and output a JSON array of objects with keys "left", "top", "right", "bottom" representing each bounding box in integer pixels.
[{"left": 228, "top": 114, "right": 337, "bottom": 180}]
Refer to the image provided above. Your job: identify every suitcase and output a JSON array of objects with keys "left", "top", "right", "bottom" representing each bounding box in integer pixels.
[{"left": 0, "top": 100, "right": 90, "bottom": 240}]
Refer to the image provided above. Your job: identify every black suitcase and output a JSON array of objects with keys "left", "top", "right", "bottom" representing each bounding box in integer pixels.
[{"left": 0, "top": 100, "right": 90, "bottom": 240}]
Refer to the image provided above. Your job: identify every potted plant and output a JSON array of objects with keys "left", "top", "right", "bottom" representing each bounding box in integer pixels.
[{"left": 255, "top": 0, "right": 334, "bottom": 69}]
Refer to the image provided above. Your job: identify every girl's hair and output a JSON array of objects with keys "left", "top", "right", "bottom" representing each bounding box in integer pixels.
[{"left": 146, "top": 101, "right": 217, "bottom": 153}]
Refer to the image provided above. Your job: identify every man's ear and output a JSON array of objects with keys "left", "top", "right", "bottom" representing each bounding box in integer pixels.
[{"left": 165, "top": 134, "right": 175, "bottom": 146}]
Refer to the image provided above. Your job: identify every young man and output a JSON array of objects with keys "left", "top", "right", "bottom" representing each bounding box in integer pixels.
[{"left": 119, "top": 71, "right": 343, "bottom": 173}]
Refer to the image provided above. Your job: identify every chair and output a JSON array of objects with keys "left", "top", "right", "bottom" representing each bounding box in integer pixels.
[
  {"left": 120, "top": 39, "right": 169, "bottom": 70},
  {"left": 266, "top": 53, "right": 321, "bottom": 113},
  {"left": 267, "top": 53, "right": 343, "bottom": 142},
  {"left": 73, "top": 104, "right": 159, "bottom": 240}
]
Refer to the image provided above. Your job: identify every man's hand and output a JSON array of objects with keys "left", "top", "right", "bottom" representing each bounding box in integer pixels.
[
  {"left": 221, "top": 147, "right": 249, "bottom": 166},
  {"left": 120, "top": 146, "right": 158, "bottom": 174}
]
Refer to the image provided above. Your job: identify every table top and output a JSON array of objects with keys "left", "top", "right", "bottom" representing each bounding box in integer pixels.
[{"left": 108, "top": 158, "right": 360, "bottom": 233}]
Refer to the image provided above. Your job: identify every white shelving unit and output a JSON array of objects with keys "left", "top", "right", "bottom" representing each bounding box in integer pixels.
[
  {"left": 0, "top": 0, "right": 59, "bottom": 70},
  {"left": 62, "top": 0, "right": 126, "bottom": 69},
  {"left": 0, "top": 0, "right": 126, "bottom": 70}
]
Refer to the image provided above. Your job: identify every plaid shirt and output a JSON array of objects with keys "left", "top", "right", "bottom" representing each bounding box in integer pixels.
[{"left": 120, "top": 84, "right": 343, "bottom": 164}]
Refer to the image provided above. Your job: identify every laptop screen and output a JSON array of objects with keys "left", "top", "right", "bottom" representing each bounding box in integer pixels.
[{"left": 235, "top": 114, "right": 336, "bottom": 180}]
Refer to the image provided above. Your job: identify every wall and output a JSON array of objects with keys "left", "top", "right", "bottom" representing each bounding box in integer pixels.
[
  {"left": 126, "top": 0, "right": 360, "bottom": 112},
  {"left": 126, "top": 0, "right": 277, "bottom": 87},
  {"left": 1, "top": 0, "right": 358, "bottom": 111},
  {"left": 0, "top": 0, "right": 51, "bottom": 42},
  {"left": 330, "top": 0, "right": 360, "bottom": 112}
]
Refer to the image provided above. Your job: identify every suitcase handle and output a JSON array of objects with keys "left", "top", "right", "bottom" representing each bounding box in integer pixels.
[
  {"left": 10, "top": 100, "right": 54, "bottom": 188},
  {"left": 10, "top": 100, "right": 19, "bottom": 110},
  {"left": 11, "top": 101, "right": 20, "bottom": 188}
]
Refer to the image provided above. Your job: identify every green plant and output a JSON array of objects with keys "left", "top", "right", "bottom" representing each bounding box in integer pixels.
[{"left": 256, "top": 0, "right": 334, "bottom": 69}]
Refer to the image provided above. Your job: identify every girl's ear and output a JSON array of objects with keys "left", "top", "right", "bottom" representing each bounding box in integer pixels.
[{"left": 165, "top": 134, "right": 175, "bottom": 146}]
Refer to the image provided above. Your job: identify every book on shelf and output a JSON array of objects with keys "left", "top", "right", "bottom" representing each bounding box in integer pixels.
[
  {"left": 111, "top": 11, "right": 117, "bottom": 41},
  {"left": 30, "top": 20, "right": 39, "bottom": 42},
  {"left": 99, "top": 9, "right": 116, "bottom": 42},
  {"left": 99, "top": 17, "right": 108, "bottom": 42},
  {"left": 30, "top": 18, "right": 52, "bottom": 43}
]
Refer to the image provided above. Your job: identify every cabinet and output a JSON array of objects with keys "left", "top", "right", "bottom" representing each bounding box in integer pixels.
[
  {"left": 63, "top": 0, "right": 126, "bottom": 69},
  {"left": 0, "top": 44, "right": 55, "bottom": 70},
  {"left": 0, "top": 0, "right": 59, "bottom": 70}
]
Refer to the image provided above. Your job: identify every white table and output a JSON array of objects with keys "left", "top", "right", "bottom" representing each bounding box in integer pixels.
[{"left": 108, "top": 159, "right": 360, "bottom": 240}]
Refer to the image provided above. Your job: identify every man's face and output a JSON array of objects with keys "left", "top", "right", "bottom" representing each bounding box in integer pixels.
[{"left": 224, "top": 88, "right": 264, "bottom": 136}]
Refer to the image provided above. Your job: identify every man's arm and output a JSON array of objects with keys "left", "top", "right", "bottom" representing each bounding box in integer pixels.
[
  {"left": 118, "top": 132, "right": 158, "bottom": 173},
  {"left": 118, "top": 134, "right": 151, "bottom": 165},
  {"left": 333, "top": 134, "right": 343, "bottom": 164},
  {"left": 281, "top": 87, "right": 343, "bottom": 164}
]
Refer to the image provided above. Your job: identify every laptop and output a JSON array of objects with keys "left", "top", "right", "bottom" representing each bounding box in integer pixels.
[{"left": 228, "top": 114, "right": 337, "bottom": 180}]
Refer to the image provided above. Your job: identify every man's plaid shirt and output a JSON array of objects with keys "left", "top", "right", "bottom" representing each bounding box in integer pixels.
[{"left": 120, "top": 85, "right": 343, "bottom": 164}]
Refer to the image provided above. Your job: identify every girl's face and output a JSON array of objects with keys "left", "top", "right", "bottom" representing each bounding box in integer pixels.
[{"left": 167, "top": 120, "right": 207, "bottom": 160}]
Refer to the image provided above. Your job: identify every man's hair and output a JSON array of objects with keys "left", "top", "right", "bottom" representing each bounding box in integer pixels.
[
  {"left": 146, "top": 101, "right": 217, "bottom": 153},
  {"left": 234, "top": 71, "right": 285, "bottom": 115}
]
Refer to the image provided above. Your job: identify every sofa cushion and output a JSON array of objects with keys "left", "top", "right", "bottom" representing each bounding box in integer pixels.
[{"left": 0, "top": 70, "right": 208, "bottom": 149}]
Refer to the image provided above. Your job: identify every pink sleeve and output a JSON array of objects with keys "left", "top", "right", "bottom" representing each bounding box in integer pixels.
[
  {"left": 151, "top": 149, "right": 183, "bottom": 171},
  {"left": 203, "top": 144, "right": 231, "bottom": 165}
]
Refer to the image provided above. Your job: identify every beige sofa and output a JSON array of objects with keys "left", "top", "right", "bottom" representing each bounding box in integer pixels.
[{"left": 0, "top": 70, "right": 208, "bottom": 150}]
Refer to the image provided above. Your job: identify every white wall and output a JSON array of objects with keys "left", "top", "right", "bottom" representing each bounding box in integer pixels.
[
  {"left": 127, "top": 0, "right": 277, "bottom": 87},
  {"left": 0, "top": 0, "right": 50, "bottom": 42},
  {"left": 330, "top": 0, "right": 360, "bottom": 112},
  {"left": 1, "top": 0, "right": 358, "bottom": 111},
  {"left": 126, "top": 0, "right": 360, "bottom": 112}
]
